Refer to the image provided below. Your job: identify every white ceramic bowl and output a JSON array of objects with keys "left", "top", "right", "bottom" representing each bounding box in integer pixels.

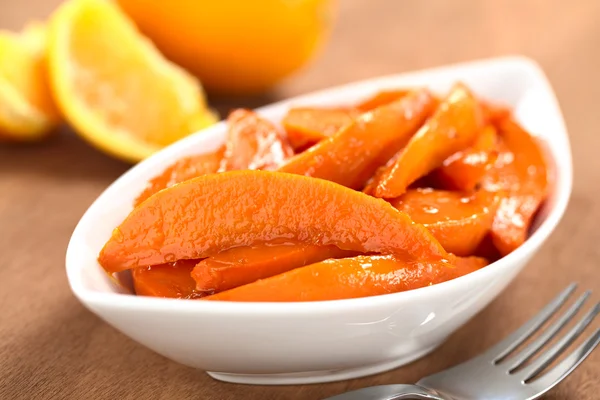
[{"left": 66, "top": 56, "right": 572, "bottom": 385}]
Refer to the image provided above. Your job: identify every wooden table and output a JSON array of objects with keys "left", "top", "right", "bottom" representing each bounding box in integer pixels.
[{"left": 1, "top": 1, "right": 599, "bottom": 399}]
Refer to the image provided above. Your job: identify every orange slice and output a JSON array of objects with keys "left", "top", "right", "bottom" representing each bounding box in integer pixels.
[
  {"left": 47, "top": 0, "right": 217, "bottom": 163},
  {"left": 0, "top": 22, "right": 59, "bottom": 141}
]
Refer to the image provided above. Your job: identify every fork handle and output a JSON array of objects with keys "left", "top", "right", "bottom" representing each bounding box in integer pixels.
[{"left": 323, "top": 384, "right": 446, "bottom": 400}]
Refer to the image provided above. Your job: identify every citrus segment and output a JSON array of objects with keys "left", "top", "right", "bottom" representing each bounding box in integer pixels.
[
  {"left": 0, "top": 24, "right": 59, "bottom": 141},
  {"left": 48, "top": 0, "right": 216, "bottom": 162}
]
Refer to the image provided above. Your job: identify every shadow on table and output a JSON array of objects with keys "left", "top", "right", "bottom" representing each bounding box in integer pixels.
[
  {"left": 207, "top": 91, "right": 280, "bottom": 118},
  {"left": 0, "top": 127, "right": 130, "bottom": 184}
]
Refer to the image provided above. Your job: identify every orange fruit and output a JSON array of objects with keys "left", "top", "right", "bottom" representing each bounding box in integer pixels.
[
  {"left": 0, "top": 22, "right": 60, "bottom": 141},
  {"left": 47, "top": 0, "right": 217, "bottom": 163},
  {"left": 117, "top": 0, "right": 337, "bottom": 95}
]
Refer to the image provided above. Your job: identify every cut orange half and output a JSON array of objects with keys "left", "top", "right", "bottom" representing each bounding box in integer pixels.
[{"left": 47, "top": 0, "right": 217, "bottom": 162}]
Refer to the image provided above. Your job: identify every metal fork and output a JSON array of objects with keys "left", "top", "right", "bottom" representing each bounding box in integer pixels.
[{"left": 325, "top": 283, "right": 600, "bottom": 400}]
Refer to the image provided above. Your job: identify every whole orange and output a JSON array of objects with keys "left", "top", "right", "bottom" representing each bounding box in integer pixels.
[{"left": 117, "top": 0, "right": 337, "bottom": 95}]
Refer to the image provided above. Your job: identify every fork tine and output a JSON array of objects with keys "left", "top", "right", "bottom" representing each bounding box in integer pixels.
[
  {"left": 528, "top": 328, "right": 600, "bottom": 393},
  {"left": 507, "top": 291, "right": 591, "bottom": 371},
  {"left": 519, "top": 302, "right": 600, "bottom": 381},
  {"left": 488, "top": 283, "right": 577, "bottom": 363}
]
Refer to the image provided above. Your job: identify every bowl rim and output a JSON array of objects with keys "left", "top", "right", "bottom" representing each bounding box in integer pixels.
[{"left": 65, "top": 55, "right": 573, "bottom": 315}]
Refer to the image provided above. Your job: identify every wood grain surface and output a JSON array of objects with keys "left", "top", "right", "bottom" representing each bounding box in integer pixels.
[{"left": 1, "top": 1, "right": 599, "bottom": 399}]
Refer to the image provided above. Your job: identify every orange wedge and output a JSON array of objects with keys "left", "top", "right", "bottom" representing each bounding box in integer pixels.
[
  {"left": 47, "top": 0, "right": 217, "bottom": 163},
  {"left": 0, "top": 22, "right": 59, "bottom": 141}
]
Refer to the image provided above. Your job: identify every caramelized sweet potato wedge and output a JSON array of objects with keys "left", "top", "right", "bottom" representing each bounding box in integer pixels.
[
  {"left": 98, "top": 171, "right": 448, "bottom": 273},
  {"left": 282, "top": 107, "right": 358, "bottom": 150},
  {"left": 434, "top": 125, "right": 499, "bottom": 191},
  {"left": 482, "top": 101, "right": 510, "bottom": 124},
  {"left": 220, "top": 109, "right": 293, "bottom": 171},
  {"left": 236, "top": 92, "right": 434, "bottom": 277},
  {"left": 355, "top": 89, "right": 410, "bottom": 111},
  {"left": 192, "top": 244, "right": 356, "bottom": 294},
  {"left": 362, "top": 152, "right": 401, "bottom": 194},
  {"left": 203, "top": 254, "right": 488, "bottom": 302},
  {"left": 135, "top": 110, "right": 292, "bottom": 207},
  {"left": 190, "top": 96, "right": 432, "bottom": 283},
  {"left": 481, "top": 119, "right": 548, "bottom": 255},
  {"left": 131, "top": 259, "right": 200, "bottom": 299},
  {"left": 279, "top": 89, "right": 437, "bottom": 189},
  {"left": 390, "top": 188, "right": 499, "bottom": 256},
  {"left": 369, "top": 83, "right": 484, "bottom": 198},
  {"left": 473, "top": 234, "right": 502, "bottom": 262},
  {"left": 113, "top": 81, "right": 548, "bottom": 302},
  {"left": 134, "top": 147, "right": 224, "bottom": 207}
]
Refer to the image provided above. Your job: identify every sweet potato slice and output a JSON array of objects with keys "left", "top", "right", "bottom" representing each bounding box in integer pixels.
[
  {"left": 473, "top": 234, "right": 502, "bottom": 262},
  {"left": 362, "top": 152, "right": 401, "bottom": 194},
  {"left": 135, "top": 109, "right": 291, "bottom": 206},
  {"left": 193, "top": 95, "right": 432, "bottom": 289},
  {"left": 481, "top": 119, "right": 548, "bottom": 255},
  {"left": 203, "top": 254, "right": 488, "bottom": 302},
  {"left": 220, "top": 109, "right": 293, "bottom": 171},
  {"left": 257, "top": 92, "right": 434, "bottom": 276},
  {"left": 278, "top": 89, "right": 436, "bottom": 189},
  {"left": 481, "top": 101, "right": 510, "bottom": 124},
  {"left": 98, "top": 171, "right": 448, "bottom": 273},
  {"left": 134, "top": 147, "right": 224, "bottom": 207},
  {"left": 434, "top": 125, "right": 499, "bottom": 191},
  {"left": 192, "top": 244, "right": 356, "bottom": 294},
  {"left": 370, "top": 83, "right": 484, "bottom": 198},
  {"left": 390, "top": 188, "right": 499, "bottom": 256},
  {"left": 356, "top": 89, "right": 410, "bottom": 111},
  {"left": 131, "top": 259, "right": 200, "bottom": 299},
  {"left": 282, "top": 107, "right": 358, "bottom": 150}
]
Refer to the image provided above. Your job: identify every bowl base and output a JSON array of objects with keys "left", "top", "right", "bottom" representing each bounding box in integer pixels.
[{"left": 206, "top": 343, "right": 440, "bottom": 385}]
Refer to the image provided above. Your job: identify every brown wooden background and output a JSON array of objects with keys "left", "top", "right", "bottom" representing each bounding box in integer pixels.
[{"left": 1, "top": 1, "right": 599, "bottom": 399}]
